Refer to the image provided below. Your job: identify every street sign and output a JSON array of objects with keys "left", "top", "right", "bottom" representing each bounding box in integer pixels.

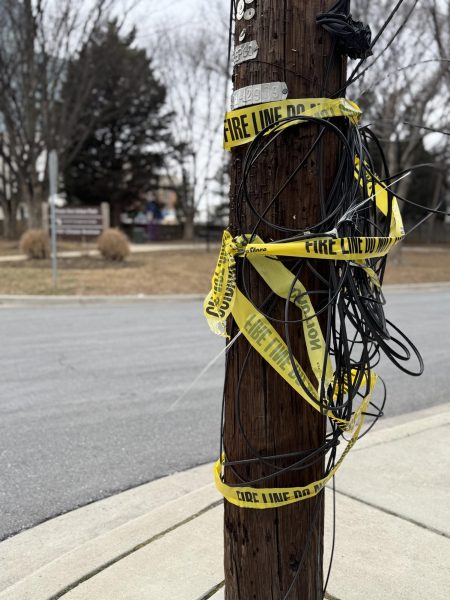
[{"left": 51, "top": 207, "right": 104, "bottom": 237}]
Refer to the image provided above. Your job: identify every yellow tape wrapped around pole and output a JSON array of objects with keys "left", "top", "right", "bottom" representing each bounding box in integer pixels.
[
  {"left": 214, "top": 373, "right": 376, "bottom": 509},
  {"left": 203, "top": 150, "right": 400, "bottom": 508},
  {"left": 224, "top": 97, "right": 362, "bottom": 150},
  {"left": 243, "top": 235, "right": 402, "bottom": 260}
]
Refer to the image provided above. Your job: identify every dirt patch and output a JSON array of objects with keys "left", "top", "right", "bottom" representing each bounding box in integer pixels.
[
  {"left": 384, "top": 246, "right": 450, "bottom": 284},
  {"left": 9, "top": 256, "right": 135, "bottom": 271}
]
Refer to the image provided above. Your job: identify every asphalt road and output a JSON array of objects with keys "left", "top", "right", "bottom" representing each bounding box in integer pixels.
[{"left": 1, "top": 289, "right": 449, "bottom": 540}]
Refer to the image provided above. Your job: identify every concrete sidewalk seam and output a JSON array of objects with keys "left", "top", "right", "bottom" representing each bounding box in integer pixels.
[
  {"left": 197, "top": 581, "right": 225, "bottom": 599},
  {"left": 201, "top": 584, "right": 341, "bottom": 600},
  {"left": 352, "top": 419, "right": 450, "bottom": 453},
  {"left": 47, "top": 499, "right": 222, "bottom": 600},
  {"left": 334, "top": 489, "right": 450, "bottom": 539},
  {"left": 2, "top": 405, "right": 448, "bottom": 599}
]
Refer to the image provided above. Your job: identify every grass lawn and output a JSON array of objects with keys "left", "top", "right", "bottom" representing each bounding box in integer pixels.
[
  {"left": 384, "top": 246, "right": 450, "bottom": 284},
  {"left": 0, "top": 246, "right": 448, "bottom": 296},
  {"left": 0, "top": 250, "right": 216, "bottom": 295}
]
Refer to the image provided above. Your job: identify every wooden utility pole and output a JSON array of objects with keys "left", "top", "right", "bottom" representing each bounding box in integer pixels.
[{"left": 224, "top": 1, "right": 346, "bottom": 598}]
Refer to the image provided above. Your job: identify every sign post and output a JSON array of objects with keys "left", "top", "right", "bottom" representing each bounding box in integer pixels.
[{"left": 48, "top": 150, "right": 58, "bottom": 288}]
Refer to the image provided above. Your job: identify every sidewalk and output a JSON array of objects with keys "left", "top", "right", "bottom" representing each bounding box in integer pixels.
[
  {"left": 0, "top": 242, "right": 441, "bottom": 264},
  {"left": 0, "top": 242, "right": 217, "bottom": 263},
  {"left": 0, "top": 404, "right": 449, "bottom": 600}
]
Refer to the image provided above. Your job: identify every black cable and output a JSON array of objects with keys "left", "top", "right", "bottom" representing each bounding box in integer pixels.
[
  {"left": 337, "top": 0, "right": 415, "bottom": 94},
  {"left": 317, "top": 0, "right": 372, "bottom": 60}
]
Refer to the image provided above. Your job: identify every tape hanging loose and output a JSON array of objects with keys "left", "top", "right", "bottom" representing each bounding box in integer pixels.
[
  {"left": 243, "top": 237, "right": 334, "bottom": 392},
  {"left": 232, "top": 287, "right": 370, "bottom": 429},
  {"left": 204, "top": 166, "right": 404, "bottom": 339},
  {"left": 203, "top": 231, "right": 237, "bottom": 337},
  {"left": 215, "top": 374, "right": 375, "bottom": 510}
]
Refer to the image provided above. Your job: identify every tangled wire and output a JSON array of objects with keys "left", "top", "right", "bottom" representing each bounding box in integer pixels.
[{"left": 207, "top": 1, "right": 450, "bottom": 598}]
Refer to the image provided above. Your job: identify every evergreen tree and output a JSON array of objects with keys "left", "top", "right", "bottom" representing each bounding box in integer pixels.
[{"left": 64, "top": 22, "right": 169, "bottom": 220}]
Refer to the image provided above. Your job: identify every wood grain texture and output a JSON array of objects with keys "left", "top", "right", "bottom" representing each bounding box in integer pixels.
[{"left": 224, "top": 1, "right": 347, "bottom": 598}]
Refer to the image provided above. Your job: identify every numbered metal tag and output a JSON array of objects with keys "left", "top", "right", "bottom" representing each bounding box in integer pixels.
[
  {"left": 233, "top": 40, "right": 259, "bottom": 66},
  {"left": 244, "top": 8, "right": 256, "bottom": 20},
  {"left": 231, "top": 82, "right": 289, "bottom": 110},
  {"left": 236, "top": 0, "right": 245, "bottom": 20}
]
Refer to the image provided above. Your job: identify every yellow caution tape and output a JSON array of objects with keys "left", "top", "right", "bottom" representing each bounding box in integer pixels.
[
  {"left": 354, "top": 157, "right": 405, "bottom": 239},
  {"left": 207, "top": 109, "right": 401, "bottom": 507},
  {"left": 238, "top": 161, "right": 404, "bottom": 260},
  {"left": 233, "top": 288, "right": 370, "bottom": 429},
  {"left": 243, "top": 235, "right": 402, "bottom": 260},
  {"left": 243, "top": 237, "right": 334, "bottom": 392},
  {"left": 214, "top": 373, "right": 375, "bottom": 509},
  {"left": 204, "top": 161, "right": 403, "bottom": 333},
  {"left": 203, "top": 231, "right": 237, "bottom": 337},
  {"left": 204, "top": 234, "right": 334, "bottom": 395},
  {"left": 205, "top": 248, "right": 377, "bottom": 506},
  {"left": 224, "top": 97, "right": 361, "bottom": 150}
]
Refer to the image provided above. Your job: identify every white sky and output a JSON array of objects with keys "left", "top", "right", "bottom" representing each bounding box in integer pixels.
[
  {"left": 131, "top": 0, "right": 214, "bottom": 41},
  {"left": 128, "top": 0, "right": 228, "bottom": 221}
]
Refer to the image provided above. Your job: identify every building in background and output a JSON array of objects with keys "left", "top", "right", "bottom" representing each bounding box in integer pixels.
[{"left": 119, "top": 176, "right": 180, "bottom": 242}]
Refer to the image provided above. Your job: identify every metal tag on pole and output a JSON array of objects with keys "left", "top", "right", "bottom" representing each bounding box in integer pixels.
[{"left": 48, "top": 150, "right": 58, "bottom": 288}]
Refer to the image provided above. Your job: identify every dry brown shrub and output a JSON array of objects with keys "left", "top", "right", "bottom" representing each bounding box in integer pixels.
[
  {"left": 97, "top": 229, "right": 130, "bottom": 261},
  {"left": 19, "top": 229, "right": 51, "bottom": 259}
]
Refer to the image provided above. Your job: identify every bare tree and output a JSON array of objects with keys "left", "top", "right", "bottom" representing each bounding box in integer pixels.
[
  {"left": 0, "top": 0, "right": 116, "bottom": 235},
  {"left": 152, "top": 2, "right": 229, "bottom": 240},
  {"left": 350, "top": 0, "right": 450, "bottom": 212},
  {"left": 0, "top": 133, "right": 20, "bottom": 239}
]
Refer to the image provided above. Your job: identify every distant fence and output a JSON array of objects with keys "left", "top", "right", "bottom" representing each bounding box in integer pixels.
[
  {"left": 122, "top": 222, "right": 450, "bottom": 245},
  {"left": 2, "top": 211, "right": 449, "bottom": 245},
  {"left": 121, "top": 223, "right": 224, "bottom": 243}
]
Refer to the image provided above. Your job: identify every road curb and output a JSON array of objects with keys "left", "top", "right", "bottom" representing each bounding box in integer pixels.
[
  {"left": 353, "top": 402, "right": 450, "bottom": 452},
  {"left": 0, "top": 282, "right": 449, "bottom": 306},
  {"left": 0, "top": 489, "right": 221, "bottom": 600},
  {"left": 1, "top": 404, "right": 448, "bottom": 598},
  {"left": 0, "top": 293, "right": 205, "bottom": 306},
  {"left": 0, "top": 463, "right": 215, "bottom": 597},
  {"left": 383, "top": 281, "right": 450, "bottom": 292}
]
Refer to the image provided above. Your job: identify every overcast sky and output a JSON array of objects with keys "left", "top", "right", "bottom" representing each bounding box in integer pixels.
[
  {"left": 126, "top": 0, "right": 227, "bottom": 221},
  {"left": 131, "top": 0, "right": 217, "bottom": 43}
]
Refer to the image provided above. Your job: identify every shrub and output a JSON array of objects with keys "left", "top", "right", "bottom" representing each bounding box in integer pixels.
[
  {"left": 19, "top": 229, "right": 51, "bottom": 259},
  {"left": 97, "top": 229, "right": 130, "bottom": 262}
]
